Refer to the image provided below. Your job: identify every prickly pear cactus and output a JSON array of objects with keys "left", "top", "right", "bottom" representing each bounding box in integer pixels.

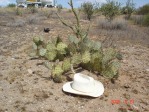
[
  {"left": 79, "top": 42, "right": 88, "bottom": 53},
  {"left": 91, "top": 51, "right": 103, "bottom": 62},
  {"left": 52, "top": 64, "right": 64, "bottom": 83},
  {"left": 68, "top": 43, "right": 77, "bottom": 54},
  {"left": 45, "top": 51, "right": 57, "bottom": 61},
  {"left": 52, "top": 64, "right": 63, "bottom": 76},
  {"left": 33, "top": 43, "right": 38, "bottom": 50},
  {"left": 68, "top": 36, "right": 79, "bottom": 44},
  {"left": 30, "top": 0, "right": 121, "bottom": 82},
  {"left": 56, "top": 42, "right": 68, "bottom": 54},
  {"left": 92, "top": 41, "right": 102, "bottom": 51},
  {"left": 102, "top": 61, "right": 120, "bottom": 78},
  {"left": 53, "top": 74, "right": 63, "bottom": 83},
  {"left": 33, "top": 37, "right": 43, "bottom": 46},
  {"left": 71, "top": 53, "right": 81, "bottom": 65},
  {"left": 102, "top": 48, "right": 116, "bottom": 65},
  {"left": 46, "top": 43, "right": 56, "bottom": 51},
  {"left": 33, "top": 37, "right": 40, "bottom": 44},
  {"left": 62, "top": 58, "right": 71, "bottom": 72},
  {"left": 81, "top": 51, "right": 91, "bottom": 63},
  {"left": 39, "top": 48, "right": 47, "bottom": 56}
]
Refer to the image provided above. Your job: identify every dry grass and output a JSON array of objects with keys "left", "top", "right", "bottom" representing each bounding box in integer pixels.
[
  {"left": 6, "top": 18, "right": 26, "bottom": 27},
  {"left": 97, "top": 17, "right": 128, "bottom": 30},
  {"left": 130, "top": 15, "right": 144, "bottom": 26},
  {"left": 89, "top": 16, "right": 149, "bottom": 47}
]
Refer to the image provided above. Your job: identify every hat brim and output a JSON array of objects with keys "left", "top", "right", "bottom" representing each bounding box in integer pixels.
[{"left": 63, "top": 80, "right": 104, "bottom": 97}]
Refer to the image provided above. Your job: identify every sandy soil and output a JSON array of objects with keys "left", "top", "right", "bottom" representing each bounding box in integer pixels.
[{"left": 0, "top": 9, "right": 149, "bottom": 112}]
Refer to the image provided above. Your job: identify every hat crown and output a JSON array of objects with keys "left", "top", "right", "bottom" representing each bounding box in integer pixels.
[{"left": 71, "top": 73, "right": 94, "bottom": 93}]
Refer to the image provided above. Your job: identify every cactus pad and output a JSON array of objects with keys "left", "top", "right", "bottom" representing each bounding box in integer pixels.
[
  {"left": 81, "top": 51, "right": 91, "bottom": 63},
  {"left": 33, "top": 37, "right": 40, "bottom": 44},
  {"left": 62, "top": 58, "right": 71, "bottom": 71},
  {"left": 52, "top": 65, "right": 64, "bottom": 76},
  {"left": 68, "top": 43, "right": 77, "bottom": 54},
  {"left": 45, "top": 51, "right": 57, "bottom": 61},
  {"left": 71, "top": 53, "right": 81, "bottom": 65},
  {"left": 102, "top": 61, "right": 120, "bottom": 78},
  {"left": 46, "top": 43, "right": 56, "bottom": 51},
  {"left": 39, "top": 48, "right": 47, "bottom": 56},
  {"left": 56, "top": 42, "right": 68, "bottom": 54},
  {"left": 102, "top": 48, "right": 116, "bottom": 65}
]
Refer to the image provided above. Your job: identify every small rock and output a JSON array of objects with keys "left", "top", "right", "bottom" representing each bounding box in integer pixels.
[
  {"left": 104, "top": 91, "right": 109, "bottom": 97},
  {"left": 132, "top": 89, "right": 138, "bottom": 94},
  {"left": 100, "top": 96, "right": 104, "bottom": 100},
  {"left": 122, "top": 59, "right": 127, "bottom": 63},
  {"left": 0, "top": 86, "right": 3, "bottom": 91},
  {"left": 132, "top": 105, "right": 139, "bottom": 110},
  {"left": 27, "top": 69, "right": 33, "bottom": 74},
  {"left": 49, "top": 92, "right": 53, "bottom": 95},
  {"left": 124, "top": 84, "right": 130, "bottom": 88},
  {"left": 146, "top": 69, "right": 149, "bottom": 72}
]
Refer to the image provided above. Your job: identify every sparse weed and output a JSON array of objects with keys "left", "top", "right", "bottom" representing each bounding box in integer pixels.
[
  {"left": 26, "top": 15, "right": 39, "bottom": 24},
  {"left": 28, "top": 7, "right": 38, "bottom": 14},
  {"left": 16, "top": 8, "right": 23, "bottom": 16},
  {"left": 41, "top": 10, "right": 54, "bottom": 18}
]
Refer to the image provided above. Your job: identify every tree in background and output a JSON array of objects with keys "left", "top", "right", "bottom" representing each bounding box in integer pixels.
[
  {"left": 137, "top": 4, "right": 149, "bottom": 15},
  {"left": 7, "top": 3, "right": 16, "bottom": 8},
  {"left": 81, "top": 2, "right": 95, "bottom": 21},
  {"left": 100, "top": 0, "right": 121, "bottom": 22},
  {"left": 124, "top": 0, "right": 135, "bottom": 19}
]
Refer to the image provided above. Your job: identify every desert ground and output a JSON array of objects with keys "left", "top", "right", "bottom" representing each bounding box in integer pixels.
[{"left": 0, "top": 8, "right": 149, "bottom": 112}]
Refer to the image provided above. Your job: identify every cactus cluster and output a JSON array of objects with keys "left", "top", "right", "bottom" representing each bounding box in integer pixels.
[{"left": 31, "top": 0, "right": 121, "bottom": 83}]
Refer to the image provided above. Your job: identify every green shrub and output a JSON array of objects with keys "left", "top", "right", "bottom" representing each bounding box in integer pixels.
[
  {"left": 100, "top": 0, "right": 121, "bottom": 21},
  {"left": 143, "top": 14, "right": 149, "bottom": 26},
  {"left": 137, "top": 4, "right": 149, "bottom": 15},
  {"left": 81, "top": 2, "right": 94, "bottom": 21},
  {"left": 7, "top": 3, "right": 16, "bottom": 8}
]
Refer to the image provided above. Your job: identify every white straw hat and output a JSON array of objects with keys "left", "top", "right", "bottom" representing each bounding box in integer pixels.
[{"left": 63, "top": 73, "right": 104, "bottom": 97}]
